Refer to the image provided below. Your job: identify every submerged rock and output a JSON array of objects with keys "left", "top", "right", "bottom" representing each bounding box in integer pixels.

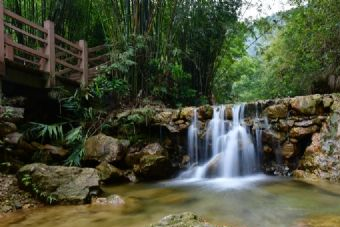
[
  {"left": 91, "top": 194, "right": 125, "bottom": 206},
  {"left": 149, "top": 212, "right": 214, "bottom": 227},
  {"left": 17, "top": 163, "right": 100, "bottom": 204}
]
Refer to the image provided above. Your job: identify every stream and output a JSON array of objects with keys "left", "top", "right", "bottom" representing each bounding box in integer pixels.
[{"left": 2, "top": 175, "right": 340, "bottom": 227}]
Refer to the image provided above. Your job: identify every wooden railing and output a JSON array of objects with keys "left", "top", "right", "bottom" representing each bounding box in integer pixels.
[{"left": 0, "top": 0, "right": 109, "bottom": 88}]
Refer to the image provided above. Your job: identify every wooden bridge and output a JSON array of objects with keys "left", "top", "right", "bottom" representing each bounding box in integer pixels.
[{"left": 0, "top": 0, "right": 109, "bottom": 99}]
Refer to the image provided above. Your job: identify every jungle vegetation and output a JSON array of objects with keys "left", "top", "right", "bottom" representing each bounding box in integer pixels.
[{"left": 4, "top": 0, "right": 340, "bottom": 105}]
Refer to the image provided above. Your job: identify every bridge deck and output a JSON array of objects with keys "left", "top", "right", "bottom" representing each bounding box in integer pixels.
[{"left": 0, "top": 0, "right": 109, "bottom": 97}]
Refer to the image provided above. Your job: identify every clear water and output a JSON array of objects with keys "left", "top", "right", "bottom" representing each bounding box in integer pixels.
[{"left": 2, "top": 177, "right": 340, "bottom": 227}]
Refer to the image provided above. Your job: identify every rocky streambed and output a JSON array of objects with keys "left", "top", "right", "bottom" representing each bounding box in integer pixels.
[{"left": 1, "top": 93, "right": 340, "bottom": 226}]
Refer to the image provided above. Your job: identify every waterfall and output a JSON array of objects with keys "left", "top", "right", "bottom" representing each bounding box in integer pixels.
[
  {"left": 180, "top": 104, "right": 260, "bottom": 179},
  {"left": 188, "top": 108, "right": 199, "bottom": 165}
]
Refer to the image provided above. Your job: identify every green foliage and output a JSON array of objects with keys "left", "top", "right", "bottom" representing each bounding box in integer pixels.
[
  {"left": 64, "top": 127, "right": 86, "bottom": 166},
  {"left": 88, "top": 76, "right": 129, "bottom": 100},
  {"left": 25, "top": 122, "right": 65, "bottom": 143},
  {"left": 20, "top": 174, "right": 57, "bottom": 204},
  {"left": 214, "top": 1, "right": 340, "bottom": 102},
  {"left": 115, "top": 108, "right": 155, "bottom": 136}
]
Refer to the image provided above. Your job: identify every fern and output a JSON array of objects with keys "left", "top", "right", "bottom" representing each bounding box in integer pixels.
[
  {"left": 65, "top": 126, "right": 83, "bottom": 145},
  {"left": 26, "top": 122, "right": 65, "bottom": 143},
  {"left": 65, "top": 145, "right": 85, "bottom": 166}
]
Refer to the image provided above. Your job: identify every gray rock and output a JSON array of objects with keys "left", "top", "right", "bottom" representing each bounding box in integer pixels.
[
  {"left": 17, "top": 163, "right": 100, "bottom": 204},
  {"left": 84, "top": 134, "right": 129, "bottom": 163}
]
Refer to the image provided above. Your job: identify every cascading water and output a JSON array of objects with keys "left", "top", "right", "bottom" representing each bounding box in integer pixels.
[
  {"left": 180, "top": 104, "right": 260, "bottom": 179},
  {"left": 187, "top": 108, "right": 199, "bottom": 165}
]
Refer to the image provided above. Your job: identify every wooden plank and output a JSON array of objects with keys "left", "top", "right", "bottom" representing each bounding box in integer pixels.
[
  {"left": 43, "top": 20, "right": 56, "bottom": 87},
  {"left": 56, "top": 58, "right": 82, "bottom": 72},
  {"left": 55, "top": 45, "right": 81, "bottom": 59},
  {"left": 4, "top": 9, "right": 47, "bottom": 33},
  {"left": 56, "top": 67, "right": 73, "bottom": 76},
  {"left": 5, "top": 36, "right": 48, "bottom": 59},
  {"left": 0, "top": 0, "right": 5, "bottom": 76},
  {"left": 55, "top": 34, "right": 81, "bottom": 51},
  {"left": 78, "top": 40, "right": 88, "bottom": 87},
  {"left": 14, "top": 55, "right": 40, "bottom": 66},
  {"left": 4, "top": 22, "right": 46, "bottom": 43}
]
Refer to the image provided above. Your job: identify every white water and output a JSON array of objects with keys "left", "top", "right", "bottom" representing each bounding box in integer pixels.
[
  {"left": 187, "top": 108, "right": 199, "bottom": 165},
  {"left": 181, "top": 104, "right": 260, "bottom": 179}
]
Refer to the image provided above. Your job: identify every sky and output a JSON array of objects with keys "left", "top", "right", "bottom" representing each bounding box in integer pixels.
[{"left": 241, "top": 0, "right": 295, "bottom": 20}]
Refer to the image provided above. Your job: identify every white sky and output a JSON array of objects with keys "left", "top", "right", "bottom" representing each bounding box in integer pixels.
[{"left": 241, "top": 0, "right": 295, "bottom": 20}]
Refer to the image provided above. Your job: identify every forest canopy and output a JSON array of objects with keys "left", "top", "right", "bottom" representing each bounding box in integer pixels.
[{"left": 3, "top": 0, "right": 340, "bottom": 106}]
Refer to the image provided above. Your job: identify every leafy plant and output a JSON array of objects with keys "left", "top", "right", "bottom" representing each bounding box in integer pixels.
[{"left": 25, "top": 122, "right": 65, "bottom": 143}]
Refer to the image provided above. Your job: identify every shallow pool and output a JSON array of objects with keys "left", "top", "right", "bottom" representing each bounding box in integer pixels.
[{"left": 2, "top": 175, "right": 340, "bottom": 227}]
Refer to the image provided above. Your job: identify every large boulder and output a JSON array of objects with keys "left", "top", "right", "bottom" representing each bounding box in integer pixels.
[
  {"left": 149, "top": 212, "right": 214, "bottom": 227},
  {"left": 264, "top": 104, "right": 288, "bottom": 119},
  {"left": 134, "top": 154, "right": 173, "bottom": 180},
  {"left": 17, "top": 163, "right": 100, "bottom": 204},
  {"left": 290, "top": 94, "right": 322, "bottom": 115},
  {"left": 84, "top": 134, "right": 129, "bottom": 164},
  {"left": 125, "top": 143, "right": 168, "bottom": 167}
]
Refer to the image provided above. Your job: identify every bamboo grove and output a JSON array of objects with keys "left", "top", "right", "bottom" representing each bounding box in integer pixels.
[{"left": 3, "top": 0, "right": 241, "bottom": 106}]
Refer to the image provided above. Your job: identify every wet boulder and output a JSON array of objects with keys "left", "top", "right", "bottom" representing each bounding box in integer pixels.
[
  {"left": 84, "top": 134, "right": 129, "bottom": 164},
  {"left": 149, "top": 212, "right": 215, "bottom": 227},
  {"left": 198, "top": 105, "right": 213, "bottom": 120},
  {"left": 17, "top": 163, "right": 100, "bottom": 204}
]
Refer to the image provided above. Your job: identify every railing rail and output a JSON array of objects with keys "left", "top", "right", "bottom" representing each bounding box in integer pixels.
[{"left": 0, "top": 0, "right": 109, "bottom": 88}]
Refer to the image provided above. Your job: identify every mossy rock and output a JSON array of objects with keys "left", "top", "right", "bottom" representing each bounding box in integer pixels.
[{"left": 149, "top": 212, "right": 215, "bottom": 227}]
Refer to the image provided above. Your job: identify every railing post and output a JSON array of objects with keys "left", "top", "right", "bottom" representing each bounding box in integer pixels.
[
  {"left": 43, "top": 20, "right": 55, "bottom": 88},
  {"left": 79, "top": 40, "right": 88, "bottom": 88},
  {"left": 0, "top": 0, "right": 5, "bottom": 77},
  {"left": 5, "top": 35, "right": 13, "bottom": 61},
  {"left": 0, "top": 0, "right": 5, "bottom": 105}
]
